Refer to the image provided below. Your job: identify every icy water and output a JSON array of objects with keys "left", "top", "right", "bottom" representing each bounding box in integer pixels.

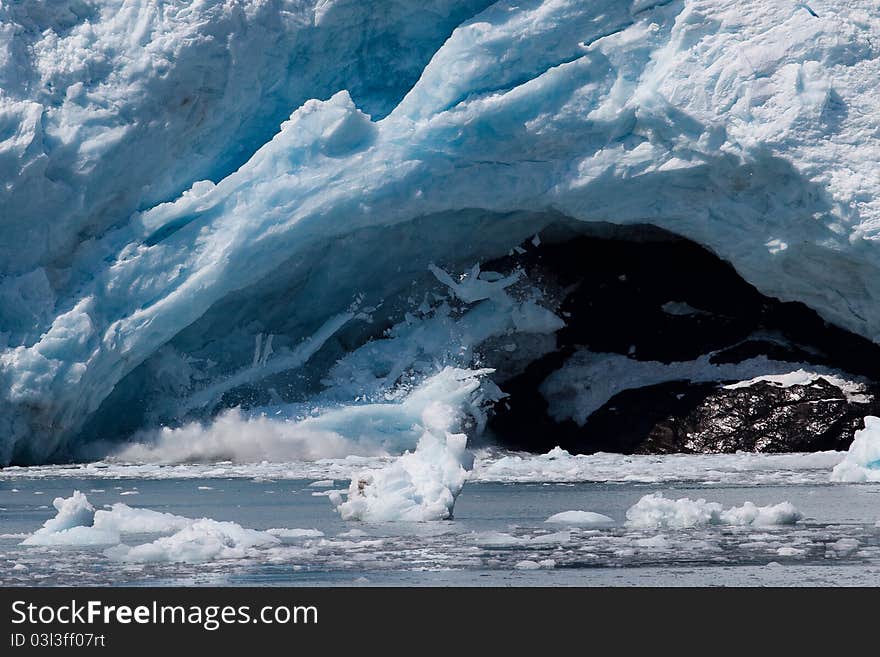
[{"left": 2, "top": 453, "right": 880, "bottom": 586}]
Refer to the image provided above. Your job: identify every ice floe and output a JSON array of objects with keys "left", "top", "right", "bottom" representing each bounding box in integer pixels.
[
  {"left": 624, "top": 493, "right": 802, "bottom": 529},
  {"left": 545, "top": 510, "right": 614, "bottom": 526}
]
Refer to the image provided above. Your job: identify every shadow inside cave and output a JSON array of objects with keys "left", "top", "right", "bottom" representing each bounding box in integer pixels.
[{"left": 482, "top": 225, "right": 880, "bottom": 454}]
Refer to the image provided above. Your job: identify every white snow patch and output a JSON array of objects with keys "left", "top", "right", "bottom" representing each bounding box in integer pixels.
[{"left": 542, "top": 352, "right": 869, "bottom": 426}]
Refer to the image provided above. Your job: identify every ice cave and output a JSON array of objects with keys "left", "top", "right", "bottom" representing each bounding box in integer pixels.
[{"left": 3, "top": 0, "right": 880, "bottom": 586}]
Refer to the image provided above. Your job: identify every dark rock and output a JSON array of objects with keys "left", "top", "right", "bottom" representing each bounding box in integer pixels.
[{"left": 637, "top": 377, "right": 880, "bottom": 454}]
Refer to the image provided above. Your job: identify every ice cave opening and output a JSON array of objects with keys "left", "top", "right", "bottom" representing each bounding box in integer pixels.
[
  {"left": 61, "top": 215, "right": 880, "bottom": 466},
  {"left": 481, "top": 223, "right": 880, "bottom": 455}
]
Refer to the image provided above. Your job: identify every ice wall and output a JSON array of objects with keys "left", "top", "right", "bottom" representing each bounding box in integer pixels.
[
  {"left": 3, "top": 0, "right": 880, "bottom": 463},
  {"left": 0, "top": 0, "right": 493, "bottom": 296}
]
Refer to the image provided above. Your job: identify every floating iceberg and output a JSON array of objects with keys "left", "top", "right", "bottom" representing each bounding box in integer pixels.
[
  {"left": 92, "top": 504, "right": 194, "bottom": 535},
  {"left": 20, "top": 490, "right": 284, "bottom": 563},
  {"left": 830, "top": 416, "right": 880, "bottom": 482},
  {"left": 624, "top": 493, "right": 802, "bottom": 529},
  {"left": 4, "top": 0, "right": 880, "bottom": 463},
  {"left": 545, "top": 510, "right": 614, "bottom": 526},
  {"left": 21, "top": 490, "right": 119, "bottom": 546},
  {"left": 105, "top": 519, "right": 280, "bottom": 564},
  {"left": 20, "top": 491, "right": 192, "bottom": 546},
  {"left": 330, "top": 398, "right": 474, "bottom": 522}
]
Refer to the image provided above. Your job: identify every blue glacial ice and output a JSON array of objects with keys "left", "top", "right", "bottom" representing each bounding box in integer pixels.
[{"left": 3, "top": 0, "right": 880, "bottom": 468}]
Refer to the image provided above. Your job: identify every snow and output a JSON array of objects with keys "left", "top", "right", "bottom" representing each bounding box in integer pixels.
[
  {"left": 624, "top": 493, "right": 802, "bottom": 529},
  {"left": 830, "top": 416, "right": 880, "bottom": 482},
  {"left": 4, "top": 1, "right": 880, "bottom": 463},
  {"left": 92, "top": 504, "right": 192, "bottom": 535},
  {"left": 545, "top": 510, "right": 614, "bottom": 526},
  {"left": 541, "top": 351, "right": 869, "bottom": 426},
  {"left": 724, "top": 370, "right": 872, "bottom": 404}
]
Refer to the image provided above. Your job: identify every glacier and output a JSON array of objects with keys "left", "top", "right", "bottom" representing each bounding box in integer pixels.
[{"left": 3, "top": 0, "right": 880, "bottom": 465}]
